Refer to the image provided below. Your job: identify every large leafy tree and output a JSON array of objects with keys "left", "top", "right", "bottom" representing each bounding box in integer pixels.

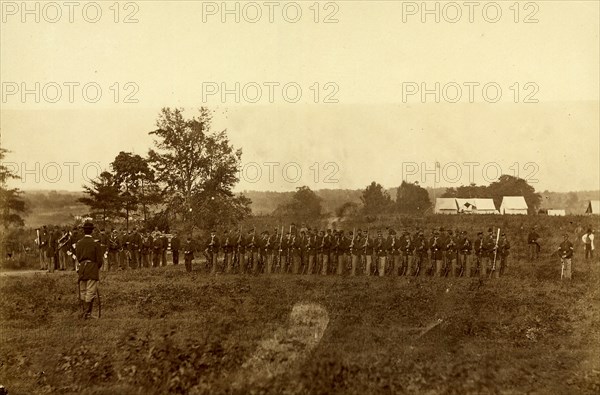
[
  {"left": 396, "top": 181, "right": 431, "bottom": 214},
  {"left": 360, "top": 181, "right": 392, "bottom": 215},
  {"left": 79, "top": 171, "right": 121, "bottom": 228},
  {"left": 147, "top": 107, "right": 250, "bottom": 230},
  {"left": 0, "top": 148, "right": 27, "bottom": 229}
]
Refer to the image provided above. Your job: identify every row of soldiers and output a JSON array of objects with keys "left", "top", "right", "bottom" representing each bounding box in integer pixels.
[
  {"left": 195, "top": 226, "right": 511, "bottom": 278},
  {"left": 37, "top": 225, "right": 180, "bottom": 271}
]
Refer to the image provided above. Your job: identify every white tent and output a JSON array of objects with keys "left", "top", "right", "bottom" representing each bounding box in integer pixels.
[
  {"left": 472, "top": 198, "right": 498, "bottom": 214},
  {"left": 586, "top": 200, "right": 600, "bottom": 215},
  {"left": 435, "top": 198, "right": 458, "bottom": 214},
  {"left": 548, "top": 209, "right": 566, "bottom": 216},
  {"left": 455, "top": 198, "right": 498, "bottom": 214},
  {"left": 500, "top": 196, "right": 528, "bottom": 215}
]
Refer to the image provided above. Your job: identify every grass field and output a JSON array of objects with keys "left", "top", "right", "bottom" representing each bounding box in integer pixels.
[{"left": 1, "top": 250, "right": 599, "bottom": 395}]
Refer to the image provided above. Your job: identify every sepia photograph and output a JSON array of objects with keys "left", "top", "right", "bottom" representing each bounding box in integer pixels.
[{"left": 1, "top": 1, "right": 599, "bottom": 394}]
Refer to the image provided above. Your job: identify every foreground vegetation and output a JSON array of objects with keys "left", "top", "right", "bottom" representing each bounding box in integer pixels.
[{"left": 1, "top": 248, "right": 599, "bottom": 394}]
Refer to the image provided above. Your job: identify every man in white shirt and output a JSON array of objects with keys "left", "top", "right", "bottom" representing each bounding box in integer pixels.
[{"left": 581, "top": 229, "right": 595, "bottom": 260}]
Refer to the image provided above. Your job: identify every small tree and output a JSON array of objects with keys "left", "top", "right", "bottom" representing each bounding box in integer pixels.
[
  {"left": 360, "top": 181, "right": 392, "bottom": 215},
  {"left": 111, "top": 151, "right": 159, "bottom": 228},
  {"left": 273, "top": 186, "right": 322, "bottom": 221},
  {"left": 396, "top": 181, "right": 431, "bottom": 214},
  {"left": 0, "top": 148, "right": 27, "bottom": 229},
  {"left": 79, "top": 171, "right": 122, "bottom": 228}
]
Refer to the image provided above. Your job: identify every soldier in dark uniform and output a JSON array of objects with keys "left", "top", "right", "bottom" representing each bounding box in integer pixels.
[
  {"left": 128, "top": 228, "right": 140, "bottom": 269},
  {"left": 161, "top": 232, "right": 169, "bottom": 267},
  {"left": 38, "top": 226, "right": 49, "bottom": 270},
  {"left": 108, "top": 229, "right": 120, "bottom": 271},
  {"left": 458, "top": 231, "right": 472, "bottom": 277},
  {"left": 430, "top": 231, "right": 443, "bottom": 276},
  {"left": 496, "top": 233, "right": 511, "bottom": 277},
  {"left": 362, "top": 230, "right": 374, "bottom": 276},
  {"left": 246, "top": 228, "right": 258, "bottom": 274},
  {"left": 274, "top": 228, "right": 284, "bottom": 273},
  {"left": 279, "top": 230, "right": 289, "bottom": 273},
  {"left": 400, "top": 231, "right": 412, "bottom": 276},
  {"left": 473, "top": 232, "right": 484, "bottom": 277},
  {"left": 205, "top": 230, "right": 219, "bottom": 273},
  {"left": 117, "top": 230, "right": 127, "bottom": 270},
  {"left": 253, "top": 230, "right": 266, "bottom": 274},
  {"left": 152, "top": 232, "right": 163, "bottom": 268},
  {"left": 321, "top": 229, "right": 332, "bottom": 275},
  {"left": 260, "top": 231, "right": 271, "bottom": 274},
  {"left": 58, "top": 227, "right": 71, "bottom": 271},
  {"left": 389, "top": 230, "right": 400, "bottom": 276},
  {"left": 183, "top": 236, "right": 195, "bottom": 272},
  {"left": 290, "top": 230, "right": 298, "bottom": 273},
  {"left": 558, "top": 233, "right": 574, "bottom": 280},
  {"left": 298, "top": 229, "right": 308, "bottom": 274},
  {"left": 333, "top": 230, "right": 345, "bottom": 275},
  {"left": 445, "top": 230, "right": 458, "bottom": 277},
  {"left": 379, "top": 229, "right": 393, "bottom": 276},
  {"left": 140, "top": 231, "right": 151, "bottom": 268},
  {"left": 412, "top": 231, "right": 427, "bottom": 276},
  {"left": 221, "top": 230, "right": 233, "bottom": 273},
  {"left": 349, "top": 229, "right": 362, "bottom": 276},
  {"left": 264, "top": 230, "right": 275, "bottom": 274},
  {"left": 301, "top": 229, "right": 313, "bottom": 275},
  {"left": 171, "top": 231, "right": 181, "bottom": 265},
  {"left": 234, "top": 229, "right": 246, "bottom": 274},
  {"left": 528, "top": 226, "right": 540, "bottom": 261},
  {"left": 75, "top": 221, "right": 103, "bottom": 319}
]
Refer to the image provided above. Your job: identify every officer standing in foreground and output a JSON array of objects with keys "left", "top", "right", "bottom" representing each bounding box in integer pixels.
[
  {"left": 75, "top": 221, "right": 104, "bottom": 319},
  {"left": 558, "top": 233, "right": 574, "bottom": 280}
]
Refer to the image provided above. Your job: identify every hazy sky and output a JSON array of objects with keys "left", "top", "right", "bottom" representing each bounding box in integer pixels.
[{"left": 1, "top": 1, "right": 598, "bottom": 193}]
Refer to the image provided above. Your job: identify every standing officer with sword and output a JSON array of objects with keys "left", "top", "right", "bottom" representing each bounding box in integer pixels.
[
  {"left": 558, "top": 233, "right": 574, "bottom": 280},
  {"left": 76, "top": 220, "right": 104, "bottom": 319}
]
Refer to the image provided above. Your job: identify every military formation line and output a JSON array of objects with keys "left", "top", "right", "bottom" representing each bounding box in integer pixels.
[{"left": 37, "top": 224, "right": 559, "bottom": 279}]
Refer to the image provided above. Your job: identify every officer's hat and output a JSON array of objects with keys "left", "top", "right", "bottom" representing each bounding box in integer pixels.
[
  {"left": 82, "top": 220, "right": 94, "bottom": 231},
  {"left": 477, "top": 231, "right": 483, "bottom": 235}
]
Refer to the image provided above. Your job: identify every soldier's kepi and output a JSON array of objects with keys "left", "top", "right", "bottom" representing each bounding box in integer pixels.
[{"left": 75, "top": 220, "right": 104, "bottom": 319}]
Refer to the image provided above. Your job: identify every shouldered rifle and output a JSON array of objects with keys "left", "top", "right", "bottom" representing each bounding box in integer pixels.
[
  {"left": 58, "top": 231, "right": 70, "bottom": 250},
  {"left": 277, "top": 225, "right": 284, "bottom": 269},
  {"left": 489, "top": 228, "right": 501, "bottom": 277}
]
